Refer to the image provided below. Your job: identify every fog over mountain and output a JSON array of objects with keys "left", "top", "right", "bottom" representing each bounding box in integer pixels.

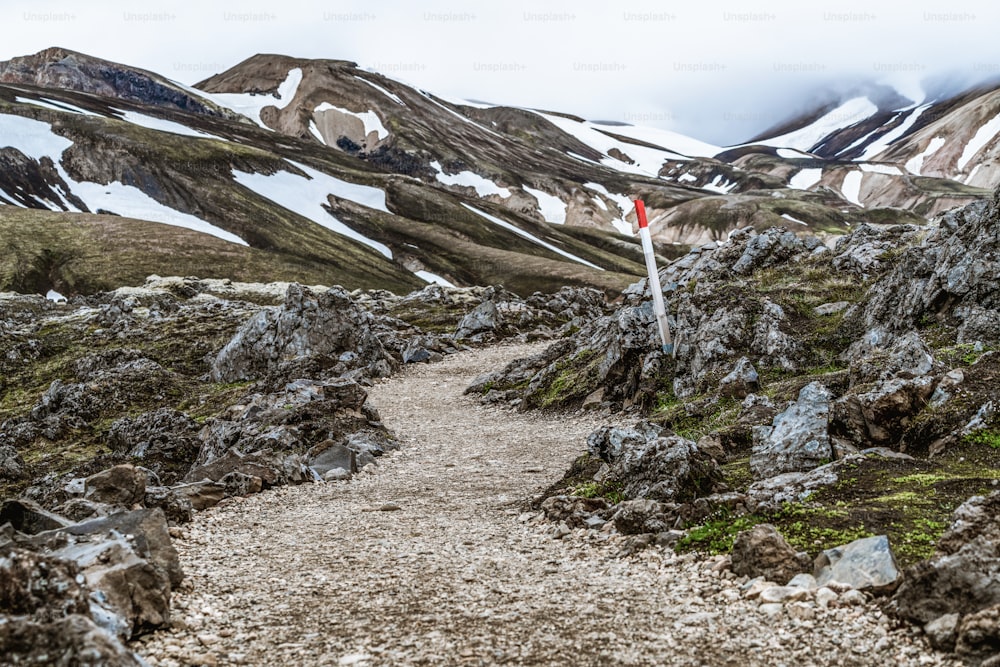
[{"left": 2, "top": 0, "right": 998, "bottom": 143}]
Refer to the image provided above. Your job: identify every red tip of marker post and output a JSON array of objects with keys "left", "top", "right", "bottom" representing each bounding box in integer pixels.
[{"left": 634, "top": 199, "right": 649, "bottom": 229}]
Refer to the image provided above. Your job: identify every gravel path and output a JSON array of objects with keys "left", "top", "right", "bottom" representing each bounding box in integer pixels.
[{"left": 135, "top": 343, "right": 958, "bottom": 667}]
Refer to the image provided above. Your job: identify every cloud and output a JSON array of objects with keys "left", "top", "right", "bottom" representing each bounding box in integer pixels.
[{"left": 2, "top": 0, "right": 998, "bottom": 144}]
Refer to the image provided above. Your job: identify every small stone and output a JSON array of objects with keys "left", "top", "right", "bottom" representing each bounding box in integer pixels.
[
  {"left": 839, "top": 589, "right": 867, "bottom": 606},
  {"left": 786, "top": 601, "right": 816, "bottom": 621},
  {"left": 786, "top": 573, "right": 817, "bottom": 590},
  {"left": 815, "top": 587, "right": 838, "bottom": 609},
  {"left": 759, "top": 602, "right": 784, "bottom": 617},
  {"left": 323, "top": 467, "right": 352, "bottom": 482},
  {"left": 378, "top": 503, "right": 402, "bottom": 511},
  {"left": 759, "top": 585, "right": 810, "bottom": 604}
]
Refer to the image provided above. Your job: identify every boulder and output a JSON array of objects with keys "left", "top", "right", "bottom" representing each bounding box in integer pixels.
[
  {"left": 718, "top": 357, "right": 759, "bottom": 399},
  {"left": 84, "top": 464, "right": 146, "bottom": 507},
  {"left": 210, "top": 284, "right": 396, "bottom": 384},
  {"left": 830, "top": 376, "right": 936, "bottom": 449},
  {"left": 0, "top": 613, "right": 145, "bottom": 667},
  {"left": 0, "top": 444, "right": 26, "bottom": 481},
  {"left": 892, "top": 491, "right": 1000, "bottom": 624},
  {"left": 861, "top": 195, "right": 1000, "bottom": 344},
  {"left": 171, "top": 480, "right": 226, "bottom": 511},
  {"left": 107, "top": 408, "right": 203, "bottom": 484},
  {"left": 750, "top": 382, "right": 833, "bottom": 479},
  {"left": 595, "top": 426, "right": 722, "bottom": 503},
  {"left": 143, "top": 486, "right": 193, "bottom": 524},
  {"left": 455, "top": 299, "right": 501, "bottom": 339},
  {"left": 844, "top": 329, "right": 935, "bottom": 387},
  {"left": 0, "top": 547, "right": 90, "bottom": 620},
  {"left": 747, "top": 464, "right": 841, "bottom": 513},
  {"left": 610, "top": 499, "right": 676, "bottom": 535},
  {"left": 0, "top": 498, "right": 72, "bottom": 534},
  {"left": 730, "top": 523, "right": 811, "bottom": 585},
  {"left": 956, "top": 604, "right": 1000, "bottom": 661},
  {"left": 306, "top": 440, "right": 358, "bottom": 477},
  {"left": 814, "top": 535, "right": 902, "bottom": 593}
]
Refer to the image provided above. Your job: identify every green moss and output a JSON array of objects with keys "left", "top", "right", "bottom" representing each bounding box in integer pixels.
[
  {"left": 571, "top": 480, "right": 626, "bottom": 505},
  {"left": 676, "top": 512, "right": 766, "bottom": 554},
  {"left": 963, "top": 429, "right": 1000, "bottom": 450}
]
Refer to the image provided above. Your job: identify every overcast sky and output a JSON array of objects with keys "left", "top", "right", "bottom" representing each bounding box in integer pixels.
[{"left": 2, "top": 0, "right": 998, "bottom": 143}]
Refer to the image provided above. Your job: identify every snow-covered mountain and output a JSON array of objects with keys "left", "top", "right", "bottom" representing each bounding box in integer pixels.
[{"left": 0, "top": 47, "right": 998, "bottom": 296}]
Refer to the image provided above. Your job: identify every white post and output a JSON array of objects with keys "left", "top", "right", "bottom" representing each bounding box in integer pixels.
[{"left": 635, "top": 199, "right": 673, "bottom": 355}]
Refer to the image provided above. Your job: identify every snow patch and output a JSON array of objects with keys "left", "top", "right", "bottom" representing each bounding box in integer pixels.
[
  {"left": 604, "top": 124, "right": 721, "bottom": 159},
  {"left": 841, "top": 171, "right": 864, "bottom": 207},
  {"left": 702, "top": 175, "right": 735, "bottom": 194},
  {"left": 15, "top": 97, "right": 98, "bottom": 116},
  {"left": 958, "top": 112, "right": 1000, "bottom": 171},
  {"left": 308, "top": 120, "right": 325, "bottom": 144},
  {"left": 678, "top": 173, "right": 698, "bottom": 183},
  {"left": 904, "top": 136, "right": 946, "bottom": 175},
  {"left": 534, "top": 111, "right": 683, "bottom": 177},
  {"left": 756, "top": 97, "right": 879, "bottom": 152},
  {"left": 314, "top": 102, "right": 389, "bottom": 141},
  {"left": 855, "top": 104, "right": 930, "bottom": 161},
  {"left": 523, "top": 186, "right": 567, "bottom": 224},
  {"left": 583, "top": 182, "right": 635, "bottom": 235},
  {"left": 353, "top": 76, "right": 405, "bottom": 105},
  {"left": 0, "top": 113, "right": 74, "bottom": 159},
  {"left": 431, "top": 161, "right": 510, "bottom": 198},
  {"left": 207, "top": 67, "right": 302, "bottom": 128},
  {"left": 780, "top": 213, "right": 807, "bottom": 226},
  {"left": 233, "top": 160, "right": 392, "bottom": 258},
  {"left": 461, "top": 203, "right": 602, "bottom": 270},
  {"left": 789, "top": 168, "right": 823, "bottom": 190},
  {"left": 114, "top": 109, "right": 225, "bottom": 140},
  {"left": 859, "top": 163, "right": 902, "bottom": 175},
  {"left": 415, "top": 270, "right": 455, "bottom": 287},
  {"left": 777, "top": 148, "right": 813, "bottom": 159}
]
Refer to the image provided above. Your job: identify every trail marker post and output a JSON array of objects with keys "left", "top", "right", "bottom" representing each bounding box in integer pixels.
[{"left": 634, "top": 199, "right": 673, "bottom": 356}]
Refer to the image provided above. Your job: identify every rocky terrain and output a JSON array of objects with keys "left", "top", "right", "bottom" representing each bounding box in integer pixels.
[
  {"left": 3, "top": 45, "right": 1000, "bottom": 666},
  {"left": 2, "top": 188, "right": 999, "bottom": 665}
]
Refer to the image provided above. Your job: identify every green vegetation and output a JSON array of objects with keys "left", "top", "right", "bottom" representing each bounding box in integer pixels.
[
  {"left": 572, "top": 480, "right": 626, "bottom": 505},
  {"left": 964, "top": 429, "right": 1000, "bottom": 449}
]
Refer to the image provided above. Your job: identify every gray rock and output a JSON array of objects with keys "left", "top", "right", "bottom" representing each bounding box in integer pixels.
[
  {"left": 0, "top": 444, "right": 26, "bottom": 481},
  {"left": 0, "top": 611, "right": 146, "bottom": 666},
  {"left": 830, "top": 376, "right": 936, "bottom": 449},
  {"left": 747, "top": 464, "right": 841, "bottom": 513},
  {"left": 107, "top": 408, "right": 202, "bottom": 485},
  {"left": 587, "top": 422, "right": 663, "bottom": 465},
  {"left": 84, "top": 464, "right": 147, "bottom": 507},
  {"left": 610, "top": 499, "right": 675, "bottom": 535},
  {"left": 750, "top": 382, "right": 833, "bottom": 480},
  {"left": 731, "top": 228, "right": 804, "bottom": 275},
  {"left": 323, "top": 467, "right": 351, "bottom": 481},
  {"left": 893, "top": 491, "right": 1000, "bottom": 624},
  {"left": 540, "top": 495, "right": 611, "bottom": 530},
  {"left": 861, "top": 196, "right": 1000, "bottom": 343},
  {"left": 719, "top": 357, "right": 759, "bottom": 399},
  {"left": 210, "top": 284, "right": 397, "bottom": 383},
  {"left": 220, "top": 471, "right": 263, "bottom": 497},
  {"left": 730, "top": 523, "right": 811, "bottom": 585},
  {"left": 307, "top": 440, "right": 358, "bottom": 477},
  {"left": 956, "top": 604, "right": 1000, "bottom": 660},
  {"left": 813, "top": 301, "right": 849, "bottom": 316},
  {"left": 171, "top": 480, "right": 227, "bottom": 511},
  {"left": 814, "top": 535, "right": 901, "bottom": 593},
  {"left": 0, "top": 546, "right": 91, "bottom": 619},
  {"left": 844, "top": 329, "right": 935, "bottom": 387},
  {"left": 601, "top": 430, "right": 722, "bottom": 503},
  {"left": 924, "top": 613, "right": 961, "bottom": 652},
  {"left": 0, "top": 498, "right": 72, "bottom": 534},
  {"left": 143, "top": 486, "right": 193, "bottom": 524},
  {"left": 455, "top": 299, "right": 501, "bottom": 339}
]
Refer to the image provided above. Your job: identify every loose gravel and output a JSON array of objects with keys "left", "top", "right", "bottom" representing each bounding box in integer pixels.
[{"left": 134, "top": 343, "right": 959, "bottom": 666}]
